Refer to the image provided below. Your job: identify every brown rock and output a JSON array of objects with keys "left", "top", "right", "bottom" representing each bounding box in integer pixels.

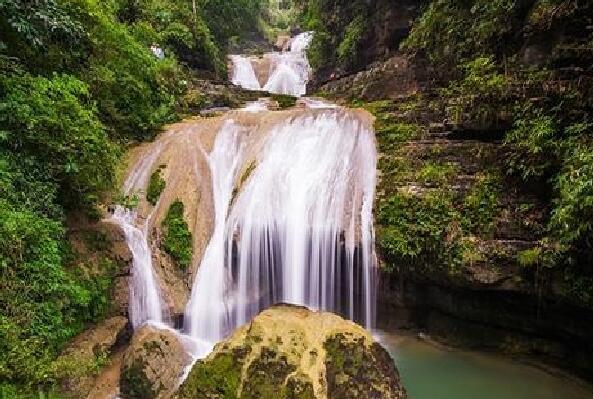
[
  {"left": 59, "top": 316, "right": 129, "bottom": 398},
  {"left": 120, "top": 325, "right": 191, "bottom": 399}
]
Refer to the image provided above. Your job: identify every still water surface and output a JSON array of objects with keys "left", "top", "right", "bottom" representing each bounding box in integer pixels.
[{"left": 375, "top": 331, "right": 593, "bottom": 399}]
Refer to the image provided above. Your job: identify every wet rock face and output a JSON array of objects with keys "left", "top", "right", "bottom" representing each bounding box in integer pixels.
[
  {"left": 176, "top": 305, "right": 407, "bottom": 399},
  {"left": 120, "top": 326, "right": 190, "bottom": 399}
]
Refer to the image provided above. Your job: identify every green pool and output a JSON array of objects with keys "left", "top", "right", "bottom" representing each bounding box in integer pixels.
[{"left": 375, "top": 331, "right": 593, "bottom": 399}]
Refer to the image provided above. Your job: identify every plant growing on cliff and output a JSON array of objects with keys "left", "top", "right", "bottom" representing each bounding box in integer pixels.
[
  {"left": 377, "top": 191, "right": 463, "bottom": 271},
  {"left": 402, "top": 0, "right": 518, "bottom": 67},
  {"left": 147, "top": 165, "right": 166, "bottom": 205},
  {"left": 505, "top": 108, "right": 558, "bottom": 181},
  {"left": 162, "top": 200, "right": 193, "bottom": 269},
  {"left": 462, "top": 173, "right": 502, "bottom": 236}
]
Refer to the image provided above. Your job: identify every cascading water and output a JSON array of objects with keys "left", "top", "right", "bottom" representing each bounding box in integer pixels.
[
  {"left": 112, "top": 208, "right": 165, "bottom": 328},
  {"left": 229, "top": 55, "right": 261, "bottom": 90},
  {"left": 263, "top": 32, "right": 313, "bottom": 96},
  {"left": 185, "top": 120, "right": 245, "bottom": 344},
  {"left": 112, "top": 145, "right": 167, "bottom": 329},
  {"left": 185, "top": 111, "right": 377, "bottom": 345},
  {"left": 228, "top": 112, "right": 377, "bottom": 329},
  {"left": 229, "top": 32, "right": 313, "bottom": 97},
  {"left": 120, "top": 32, "right": 378, "bottom": 363}
]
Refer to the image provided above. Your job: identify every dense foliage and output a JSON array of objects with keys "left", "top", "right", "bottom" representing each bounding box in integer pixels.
[
  {"left": 298, "top": 0, "right": 370, "bottom": 71},
  {"left": 0, "top": 0, "right": 267, "bottom": 393}
]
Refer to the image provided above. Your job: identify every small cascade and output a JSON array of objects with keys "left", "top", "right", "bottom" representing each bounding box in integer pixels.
[
  {"left": 263, "top": 32, "right": 313, "bottom": 96},
  {"left": 112, "top": 144, "right": 168, "bottom": 329},
  {"left": 289, "top": 31, "right": 314, "bottom": 53},
  {"left": 112, "top": 207, "right": 166, "bottom": 329},
  {"left": 185, "top": 110, "right": 377, "bottom": 344},
  {"left": 230, "top": 55, "right": 261, "bottom": 90},
  {"left": 229, "top": 32, "right": 313, "bottom": 97}
]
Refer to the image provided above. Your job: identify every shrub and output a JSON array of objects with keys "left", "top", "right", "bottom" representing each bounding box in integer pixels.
[
  {"left": 162, "top": 200, "right": 192, "bottom": 269},
  {"left": 505, "top": 108, "right": 558, "bottom": 180},
  {"left": 146, "top": 165, "right": 166, "bottom": 205},
  {"left": 550, "top": 144, "right": 593, "bottom": 252}
]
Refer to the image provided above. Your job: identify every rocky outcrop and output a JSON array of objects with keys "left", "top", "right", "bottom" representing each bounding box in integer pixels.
[
  {"left": 363, "top": 93, "right": 593, "bottom": 380},
  {"left": 59, "top": 316, "right": 130, "bottom": 398},
  {"left": 314, "top": 55, "right": 433, "bottom": 100},
  {"left": 176, "top": 305, "right": 407, "bottom": 399},
  {"left": 120, "top": 325, "right": 191, "bottom": 399}
]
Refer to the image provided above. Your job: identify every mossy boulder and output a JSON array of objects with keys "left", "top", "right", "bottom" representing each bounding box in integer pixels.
[
  {"left": 120, "top": 325, "right": 191, "bottom": 399},
  {"left": 175, "top": 305, "right": 406, "bottom": 399}
]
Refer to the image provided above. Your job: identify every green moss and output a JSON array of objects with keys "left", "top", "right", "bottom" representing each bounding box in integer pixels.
[
  {"left": 162, "top": 200, "right": 192, "bottom": 270},
  {"left": 517, "top": 247, "right": 542, "bottom": 268},
  {"left": 146, "top": 165, "right": 166, "bottom": 206},
  {"left": 416, "top": 162, "right": 459, "bottom": 185},
  {"left": 323, "top": 334, "right": 399, "bottom": 399},
  {"left": 120, "top": 359, "right": 155, "bottom": 399},
  {"left": 177, "top": 349, "right": 247, "bottom": 399},
  {"left": 241, "top": 347, "right": 296, "bottom": 399},
  {"left": 270, "top": 94, "right": 297, "bottom": 109},
  {"left": 285, "top": 374, "right": 315, "bottom": 399}
]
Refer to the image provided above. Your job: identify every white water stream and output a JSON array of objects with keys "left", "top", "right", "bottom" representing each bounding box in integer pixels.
[
  {"left": 230, "top": 55, "right": 261, "bottom": 90},
  {"left": 184, "top": 112, "right": 377, "bottom": 345},
  {"left": 111, "top": 144, "right": 168, "bottom": 329}
]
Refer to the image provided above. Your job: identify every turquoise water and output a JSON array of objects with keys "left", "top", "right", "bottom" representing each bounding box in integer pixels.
[{"left": 375, "top": 331, "right": 593, "bottom": 399}]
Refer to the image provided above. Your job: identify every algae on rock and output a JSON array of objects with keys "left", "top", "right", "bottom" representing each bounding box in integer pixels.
[{"left": 175, "top": 305, "right": 407, "bottom": 399}]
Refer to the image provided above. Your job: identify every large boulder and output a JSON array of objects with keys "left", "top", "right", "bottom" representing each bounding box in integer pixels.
[
  {"left": 58, "top": 316, "right": 129, "bottom": 398},
  {"left": 120, "top": 325, "right": 191, "bottom": 399},
  {"left": 176, "top": 305, "right": 407, "bottom": 399}
]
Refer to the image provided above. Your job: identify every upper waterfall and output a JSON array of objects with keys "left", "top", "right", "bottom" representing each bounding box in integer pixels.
[{"left": 229, "top": 32, "right": 313, "bottom": 97}]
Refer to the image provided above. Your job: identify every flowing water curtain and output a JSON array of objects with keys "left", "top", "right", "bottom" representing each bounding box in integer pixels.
[
  {"left": 185, "top": 120, "right": 246, "bottom": 342},
  {"left": 230, "top": 32, "right": 314, "bottom": 96},
  {"left": 226, "top": 112, "right": 377, "bottom": 329},
  {"left": 185, "top": 111, "right": 377, "bottom": 345},
  {"left": 263, "top": 32, "right": 313, "bottom": 96}
]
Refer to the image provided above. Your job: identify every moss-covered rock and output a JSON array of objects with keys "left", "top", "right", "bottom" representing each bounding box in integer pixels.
[
  {"left": 120, "top": 325, "right": 190, "bottom": 399},
  {"left": 175, "top": 305, "right": 406, "bottom": 399},
  {"left": 324, "top": 334, "right": 406, "bottom": 399}
]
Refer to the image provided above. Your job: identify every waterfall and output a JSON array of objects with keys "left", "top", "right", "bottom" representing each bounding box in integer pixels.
[
  {"left": 185, "top": 120, "right": 245, "bottom": 343},
  {"left": 289, "top": 31, "right": 314, "bottom": 53},
  {"left": 185, "top": 110, "right": 377, "bottom": 344},
  {"left": 111, "top": 144, "right": 168, "bottom": 329},
  {"left": 229, "top": 32, "right": 313, "bottom": 97},
  {"left": 263, "top": 32, "right": 313, "bottom": 96},
  {"left": 230, "top": 55, "right": 261, "bottom": 90},
  {"left": 112, "top": 207, "right": 166, "bottom": 328},
  {"left": 120, "top": 32, "right": 378, "bottom": 359}
]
